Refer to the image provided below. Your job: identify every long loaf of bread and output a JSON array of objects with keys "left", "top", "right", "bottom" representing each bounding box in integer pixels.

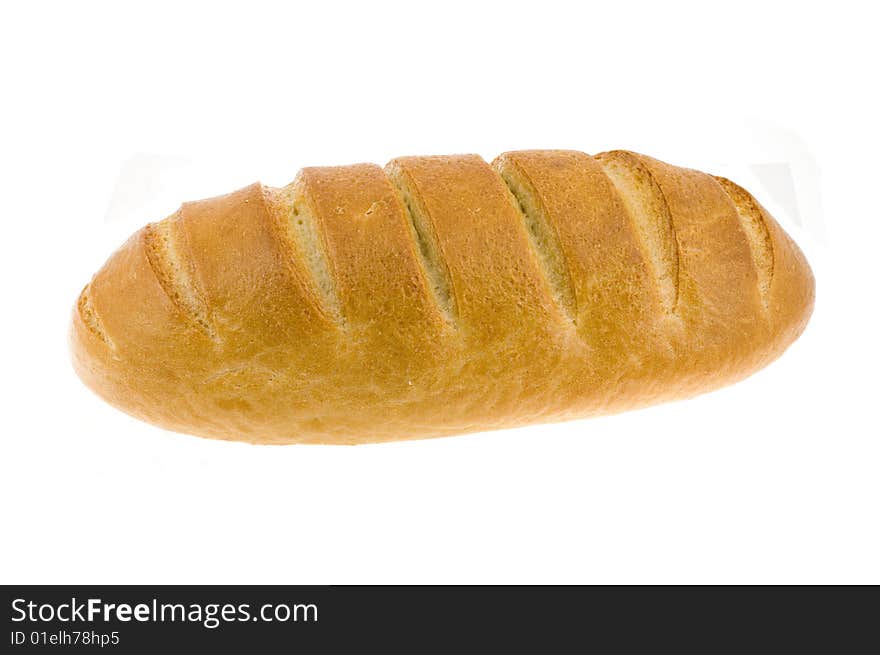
[{"left": 71, "top": 150, "right": 815, "bottom": 444}]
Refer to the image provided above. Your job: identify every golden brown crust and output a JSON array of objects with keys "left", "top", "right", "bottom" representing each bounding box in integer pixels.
[
  {"left": 615, "top": 152, "right": 767, "bottom": 392},
  {"left": 494, "top": 150, "right": 670, "bottom": 408},
  {"left": 70, "top": 150, "right": 815, "bottom": 444}
]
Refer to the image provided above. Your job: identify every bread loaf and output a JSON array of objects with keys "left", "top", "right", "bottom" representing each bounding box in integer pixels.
[{"left": 70, "top": 149, "right": 815, "bottom": 444}]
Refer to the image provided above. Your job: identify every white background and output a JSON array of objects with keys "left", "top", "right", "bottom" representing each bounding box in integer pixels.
[{"left": 1, "top": 1, "right": 877, "bottom": 584}]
